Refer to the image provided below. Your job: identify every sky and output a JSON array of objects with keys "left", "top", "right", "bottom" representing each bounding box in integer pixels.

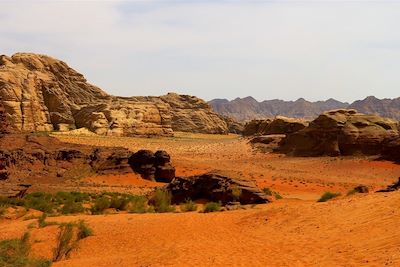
[{"left": 1, "top": 0, "right": 400, "bottom": 102}]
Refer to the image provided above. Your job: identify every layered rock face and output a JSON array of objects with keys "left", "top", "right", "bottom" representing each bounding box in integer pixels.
[
  {"left": 160, "top": 93, "right": 229, "bottom": 134},
  {"left": 0, "top": 53, "right": 172, "bottom": 136},
  {"left": 278, "top": 109, "right": 399, "bottom": 156},
  {"left": 243, "top": 116, "right": 308, "bottom": 136}
]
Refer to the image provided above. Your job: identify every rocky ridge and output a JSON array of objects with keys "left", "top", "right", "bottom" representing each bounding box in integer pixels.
[{"left": 210, "top": 95, "right": 400, "bottom": 122}]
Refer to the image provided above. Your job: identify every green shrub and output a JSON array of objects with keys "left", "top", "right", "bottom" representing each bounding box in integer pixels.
[
  {"left": 90, "top": 196, "right": 111, "bottom": 214},
  {"left": 61, "top": 201, "right": 84, "bottom": 215},
  {"left": 0, "top": 232, "right": 52, "bottom": 267},
  {"left": 231, "top": 186, "right": 242, "bottom": 202},
  {"left": 128, "top": 196, "right": 148, "bottom": 214},
  {"left": 262, "top": 188, "right": 283, "bottom": 200},
  {"left": 317, "top": 192, "right": 341, "bottom": 202},
  {"left": 76, "top": 221, "right": 93, "bottom": 240},
  {"left": 24, "top": 193, "right": 54, "bottom": 213},
  {"left": 346, "top": 189, "right": 357, "bottom": 196},
  {"left": 151, "top": 189, "right": 175, "bottom": 213},
  {"left": 203, "top": 202, "right": 221, "bottom": 213},
  {"left": 180, "top": 199, "right": 198, "bottom": 212},
  {"left": 109, "top": 195, "right": 131, "bottom": 211},
  {"left": 53, "top": 223, "right": 75, "bottom": 262},
  {"left": 262, "top": 187, "right": 273, "bottom": 196}
]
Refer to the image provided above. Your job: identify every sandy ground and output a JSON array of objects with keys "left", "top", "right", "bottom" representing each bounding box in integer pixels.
[
  {"left": 1, "top": 191, "right": 400, "bottom": 266},
  {"left": 1, "top": 132, "right": 400, "bottom": 266},
  {"left": 54, "top": 132, "right": 400, "bottom": 200}
]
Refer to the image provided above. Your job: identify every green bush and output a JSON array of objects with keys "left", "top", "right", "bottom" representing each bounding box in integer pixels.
[
  {"left": 90, "top": 196, "right": 111, "bottom": 214},
  {"left": 231, "top": 186, "right": 242, "bottom": 202},
  {"left": 61, "top": 201, "right": 84, "bottom": 215},
  {"left": 0, "top": 232, "right": 52, "bottom": 267},
  {"left": 151, "top": 189, "right": 175, "bottom": 213},
  {"left": 53, "top": 223, "right": 75, "bottom": 262},
  {"left": 317, "top": 192, "right": 341, "bottom": 202},
  {"left": 76, "top": 220, "right": 93, "bottom": 240},
  {"left": 129, "top": 196, "right": 148, "bottom": 214},
  {"left": 262, "top": 187, "right": 273, "bottom": 196},
  {"left": 24, "top": 193, "right": 55, "bottom": 213},
  {"left": 180, "top": 199, "right": 198, "bottom": 212},
  {"left": 203, "top": 202, "right": 221, "bottom": 213}
]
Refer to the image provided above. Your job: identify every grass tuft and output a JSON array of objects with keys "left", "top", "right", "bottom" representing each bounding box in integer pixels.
[
  {"left": 317, "top": 192, "right": 341, "bottom": 202},
  {"left": 180, "top": 199, "right": 198, "bottom": 212},
  {"left": 203, "top": 202, "right": 221, "bottom": 213}
]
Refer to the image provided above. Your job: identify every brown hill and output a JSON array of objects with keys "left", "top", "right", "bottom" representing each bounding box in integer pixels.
[
  {"left": 209, "top": 97, "right": 349, "bottom": 121},
  {"left": 0, "top": 53, "right": 234, "bottom": 136},
  {"left": 349, "top": 96, "right": 400, "bottom": 121}
]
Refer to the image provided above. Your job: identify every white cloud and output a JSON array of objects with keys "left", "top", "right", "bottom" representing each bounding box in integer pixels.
[{"left": 1, "top": 0, "right": 400, "bottom": 101}]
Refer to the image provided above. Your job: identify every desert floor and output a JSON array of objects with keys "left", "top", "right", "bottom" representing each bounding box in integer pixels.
[{"left": 1, "top": 132, "right": 400, "bottom": 266}]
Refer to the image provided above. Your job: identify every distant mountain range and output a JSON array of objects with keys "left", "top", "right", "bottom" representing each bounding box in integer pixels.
[{"left": 208, "top": 96, "right": 400, "bottom": 121}]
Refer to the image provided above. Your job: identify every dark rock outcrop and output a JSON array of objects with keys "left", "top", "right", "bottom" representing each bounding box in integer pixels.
[
  {"left": 376, "top": 178, "right": 400, "bottom": 192},
  {"left": 382, "top": 137, "right": 400, "bottom": 163},
  {"left": 278, "top": 109, "right": 399, "bottom": 156},
  {"left": 128, "top": 150, "right": 175, "bottom": 182},
  {"left": 0, "top": 133, "right": 176, "bottom": 189},
  {"left": 166, "top": 172, "right": 270, "bottom": 205},
  {"left": 0, "top": 100, "right": 9, "bottom": 137}
]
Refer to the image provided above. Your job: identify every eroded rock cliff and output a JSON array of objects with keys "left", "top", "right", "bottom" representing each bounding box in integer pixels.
[{"left": 0, "top": 53, "right": 172, "bottom": 136}]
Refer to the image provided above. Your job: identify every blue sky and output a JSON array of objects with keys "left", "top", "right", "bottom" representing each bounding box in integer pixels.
[{"left": 1, "top": 0, "right": 400, "bottom": 102}]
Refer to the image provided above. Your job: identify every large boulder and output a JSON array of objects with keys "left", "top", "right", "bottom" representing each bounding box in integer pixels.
[
  {"left": 278, "top": 109, "right": 399, "bottom": 156},
  {"left": 166, "top": 172, "right": 270, "bottom": 205},
  {"left": 128, "top": 150, "right": 175, "bottom": 182},
  {"left": 243, "top": 116, "right": 307, "bottom": 137}
]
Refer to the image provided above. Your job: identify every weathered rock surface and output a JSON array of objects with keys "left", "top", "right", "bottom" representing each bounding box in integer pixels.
[
  {"left": 243, "top": 116, "right": 308, "bottom": 137},
  {"left": 0, "top": 53, "right": 173, "bottom": 136},
  {"left": 0, "top": 184, "right": 31, "bottom": 198},
  {"left": 160, "top": 93, "right": 229, "bottom": 134},
  {"left": 222, "top": 116, "right": 244, "bottom": 134},
  {"left": 128, "top": 149, "right": 175, "bottom": 182},
  {"left": 166, "top": 172, "right": 270, "bottom": 205},
  {"left": 278, "top": 109, "right": 399, "bottom": 156}
]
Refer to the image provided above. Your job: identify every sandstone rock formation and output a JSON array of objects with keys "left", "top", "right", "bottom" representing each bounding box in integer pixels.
[
  {"left": 160, "top": 93, "right": 229, "bottom": 134},
  {"left": 222, "top": 116, "right": 244, "bottom": 134},
  {"left": 243, "top": 116, "right": 308, "bottom": 136},
  {"left": 128, "top": 149, "right": 175, "bottom": 182},
  {"left": 166, "top": 172, "right": 270, "bottom": 205},
  {"left": 0, "top": 53, "right": 172, "bottom": 136},
  {"left": 278, "top": 109, "right": 399, "bottom": 156}
]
